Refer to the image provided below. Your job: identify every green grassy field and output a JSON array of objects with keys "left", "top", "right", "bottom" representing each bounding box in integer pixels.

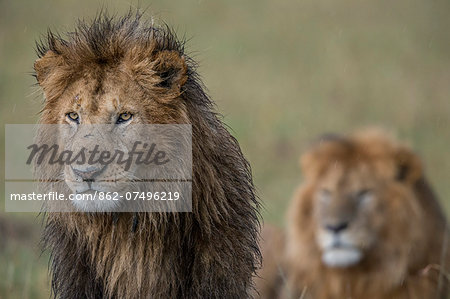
[{"left": 1, "top": 0, "right": 449, "bottom": 297}]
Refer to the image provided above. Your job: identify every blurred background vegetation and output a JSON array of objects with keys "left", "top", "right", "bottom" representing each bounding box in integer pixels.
[{"left": 1, "top": 0, "right": 449, "bottom": 297}]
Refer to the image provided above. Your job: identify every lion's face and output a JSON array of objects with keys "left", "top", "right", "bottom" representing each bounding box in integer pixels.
[
  {"left": 313, "top": 162, "right": 382, "bottom": 267},
  {"left": 295, "top": 131, "right": 424, "bottom": 269},
  {"left": 35, "top": 45, "right": 189, "bottom": 212},
  {"left": 55, "top": 76, "right": 143, "bottom": 211}
]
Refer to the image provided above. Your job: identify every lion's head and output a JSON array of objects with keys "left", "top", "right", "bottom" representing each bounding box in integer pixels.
[
  {"left": 285, "top": 129, "right": 448, "bottom": 297},
  {"left": 33, "top": 15, "right": 192, "bottom": 212}
]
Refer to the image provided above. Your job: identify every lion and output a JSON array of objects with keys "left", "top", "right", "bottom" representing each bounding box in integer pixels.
[
  {"left": 281, "top": 129, "right": 449, "bottom": 299},
  {"left": 33, "top": 12, "right": 260, "bottom": 298},
  {"left": 253, "top": 224, "right": 285, "bottom": 299}
]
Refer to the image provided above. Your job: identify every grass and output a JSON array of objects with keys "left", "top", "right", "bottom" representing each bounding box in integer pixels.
[
  {"left": 1, "top": 0, "right": 449, "bottom": 297},
  {"left": 0, "top": 216, "right": 50, "bottom": 299}
]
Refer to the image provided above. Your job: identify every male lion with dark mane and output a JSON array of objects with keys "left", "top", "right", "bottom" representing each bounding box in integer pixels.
[
  {"left": 257, "top": 129, "right": 449, "bottom": 299},
  {"left": 33, "top": 12, "right": 260, "bottom": 298}
]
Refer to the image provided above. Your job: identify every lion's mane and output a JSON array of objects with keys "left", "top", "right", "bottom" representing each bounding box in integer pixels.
[{"left": 34, "top": 12, "right": 260, "bottom": 299}]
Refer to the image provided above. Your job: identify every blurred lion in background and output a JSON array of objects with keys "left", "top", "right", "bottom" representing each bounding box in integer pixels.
[
  {"left": 253, "top": 224, "right": 285, "bottom": 299},
  {"left": 257, "top": 129, "right": 449, "bottom": 299}
]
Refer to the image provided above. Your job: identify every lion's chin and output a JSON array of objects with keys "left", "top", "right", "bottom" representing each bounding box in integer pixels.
[
  {"left": 321, "top": 247, "right": 362, "bottom": 268},
  {"left": 71, "top": 190, "right": 121, "bottom": 213}
]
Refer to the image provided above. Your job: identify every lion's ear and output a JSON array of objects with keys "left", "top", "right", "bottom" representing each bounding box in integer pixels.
[
  {"left": 300, "top": 135, "right": 346, "bottom": 181},
  {"left": 300, "top": 150, "right": 323, "bottom": 181},
  {"left": 34, "top": 50, "right": 65, "bottom": 85},
  {"left": 153, "top": 51, "right": 188, "bottom": 92},
  {"left": 395, "top": 146, "right": 423, "bottom": 184}
]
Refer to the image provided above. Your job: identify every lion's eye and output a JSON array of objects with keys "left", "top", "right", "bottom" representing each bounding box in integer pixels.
[
  {"left": 116, "top": 112, "right": 133, "bottom": 124},
  {"left": 356, "top": 189, "right": 373, "bottom": 203},
  {"left": 66, "top": 112, "right": 79, "bottom": 123},
  {"left": 320, "top": 189, "right": 331, "bottom": 196},
  {"left": 318, "top": 188, "right": 332, "bottom": 202}
]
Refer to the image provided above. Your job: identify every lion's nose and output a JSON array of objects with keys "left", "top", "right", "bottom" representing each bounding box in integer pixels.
[
  {"left": 72, "top": 166, "right": 106, "bottom": 181},
  {"left": 325, "top": 222, "right": 349, "bottom": 234}
]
